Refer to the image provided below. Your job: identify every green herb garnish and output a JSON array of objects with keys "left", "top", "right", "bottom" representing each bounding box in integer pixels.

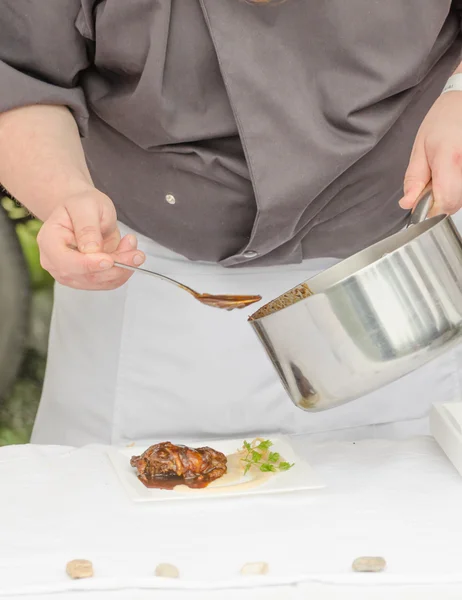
[
  {"left": 268, "top": 452, "right": 280, "bottom": 463},
  {"left": 239, "top": 439, "right": 295, "bottom": 475},
  {"left": 279, "top": 461, "right": 295, "bottom": 471},
  {"left": 260, "top": 463, "right": 277, "bottom": 473},
  {"left": 257, "top": 440, "right": 273, "bottom": 451}
]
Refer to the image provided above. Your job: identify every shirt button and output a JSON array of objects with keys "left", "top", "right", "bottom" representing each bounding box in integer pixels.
[
  {"left": 165, "top": 194, "right": 176, "bottom": 205},
  {"left": 243, "top": 250, "right": 258, "bottom": 259}
]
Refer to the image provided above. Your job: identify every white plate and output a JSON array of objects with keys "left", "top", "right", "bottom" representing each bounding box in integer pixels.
[{"left": 107, "top": 436, "right": 325, "bottom": 502}]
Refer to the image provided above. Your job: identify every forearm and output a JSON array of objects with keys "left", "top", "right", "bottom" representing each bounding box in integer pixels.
[{"left": 0, "top": 105, "right": 94, "bottom": 221}]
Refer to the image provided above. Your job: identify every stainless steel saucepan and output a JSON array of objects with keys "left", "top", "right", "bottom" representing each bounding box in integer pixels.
[{"left": 249, "top": 186, "right": 462, "bottom": 411}]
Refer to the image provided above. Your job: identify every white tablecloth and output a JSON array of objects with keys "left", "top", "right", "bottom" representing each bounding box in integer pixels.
[{"left": 2, "top": 436, "right": 462, "bottom": 600}]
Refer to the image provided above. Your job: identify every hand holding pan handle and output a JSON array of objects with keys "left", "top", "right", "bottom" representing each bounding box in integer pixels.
[{"left": 406, "top": 184, "right": 435, "bottom": 228}]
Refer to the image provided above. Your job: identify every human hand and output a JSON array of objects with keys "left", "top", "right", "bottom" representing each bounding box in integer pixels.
[
  {"left": 37, "top": 188, "right": 145, "bottom": 290},
  {"left": 400, "top": 91, "right": 462, "bottom": 216}
]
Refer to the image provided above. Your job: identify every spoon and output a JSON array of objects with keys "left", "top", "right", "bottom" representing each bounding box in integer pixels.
[{"left": 114, "top": 261, "right": 262, "bottom": 310}]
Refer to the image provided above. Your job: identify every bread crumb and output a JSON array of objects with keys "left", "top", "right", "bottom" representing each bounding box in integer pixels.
[
  {"left": 155, "top": 563, "right": 180, "bottom": 579},
  {"left": 66, "top": 559, "right": 93, "bottom": 579},
  {"left": 240, "top": 562, "right": 269, "bottom": 576},
  {"left": 352, "top": 556, "right": 386, "bottom": 572}
]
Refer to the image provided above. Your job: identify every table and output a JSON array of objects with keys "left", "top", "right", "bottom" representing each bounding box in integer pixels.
[{"left": 2, "top": 436, "right": 462, "bottom": 600}]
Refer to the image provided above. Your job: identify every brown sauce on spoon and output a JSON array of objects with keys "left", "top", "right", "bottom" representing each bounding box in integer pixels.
[{"left": 196, "top": 293, "right": 262, "bottom": 310}]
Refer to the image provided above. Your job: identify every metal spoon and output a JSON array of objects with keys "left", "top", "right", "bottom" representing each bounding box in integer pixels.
[{"left": 114, "top": 261, "right": 262, "bottom": 310}]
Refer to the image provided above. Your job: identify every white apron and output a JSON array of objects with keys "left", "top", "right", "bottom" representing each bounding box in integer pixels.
[{"left": 32, "top": 220, "right": 462, "bottom": 447}]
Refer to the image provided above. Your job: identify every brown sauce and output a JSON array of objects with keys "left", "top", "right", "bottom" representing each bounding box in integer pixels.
[
  {"left": 249, "top": 283, "right": 313, "bottom": 320},
  {"left": 197, "top": 294, "right": 262, "bottom": 310},
  {"left": 138, "top": 474, "right": 212, "bottom": 490}
]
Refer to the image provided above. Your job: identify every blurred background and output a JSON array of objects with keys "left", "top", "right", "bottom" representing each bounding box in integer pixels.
[{"left": 0, "top": 192, "right": 53, "bottom": 445}]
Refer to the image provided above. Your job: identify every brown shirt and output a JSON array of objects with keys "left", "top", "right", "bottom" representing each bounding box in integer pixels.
[{"left": 1, "top": 1, "right": 461, "bottom": 266}]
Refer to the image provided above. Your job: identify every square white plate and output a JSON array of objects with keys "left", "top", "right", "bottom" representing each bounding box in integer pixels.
[{"left": 107, "top": 436, "right": 325, "bottom": 502}]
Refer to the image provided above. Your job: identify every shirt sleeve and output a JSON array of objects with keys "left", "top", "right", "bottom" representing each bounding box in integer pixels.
[{"left": 0, "top": 1, "right": 91, "bottom": 135}]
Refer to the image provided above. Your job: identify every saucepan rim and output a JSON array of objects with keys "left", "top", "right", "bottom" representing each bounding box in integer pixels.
[{"left": 249, "top": 212, "right": 450, "bottom": 323}]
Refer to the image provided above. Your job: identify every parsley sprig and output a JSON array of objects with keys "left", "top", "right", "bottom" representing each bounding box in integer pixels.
[{"left": 239, "top": 439, "right": 294, "bottom": 475}]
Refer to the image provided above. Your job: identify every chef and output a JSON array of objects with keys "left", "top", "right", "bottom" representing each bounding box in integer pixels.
[{"left": 1, "top": 1, "right": 462, "bottom": 446}]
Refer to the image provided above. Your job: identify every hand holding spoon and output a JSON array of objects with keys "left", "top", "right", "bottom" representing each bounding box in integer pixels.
[{"left": 114, "top": 262, "right": 262, "bottom": 311}]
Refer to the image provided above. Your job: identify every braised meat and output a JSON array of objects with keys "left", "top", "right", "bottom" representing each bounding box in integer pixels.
[{"left": 130, "top": 441, "right": 227, "bottom": 489}]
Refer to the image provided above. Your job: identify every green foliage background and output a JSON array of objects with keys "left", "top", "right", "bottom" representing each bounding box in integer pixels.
[{"left": 0, "top": 197, "right": 53, "bottom": 445}]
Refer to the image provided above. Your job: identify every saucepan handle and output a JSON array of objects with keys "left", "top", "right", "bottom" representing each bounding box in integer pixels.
[{"left": 405, "top": 184, "right": 434, "bottom": 229}]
